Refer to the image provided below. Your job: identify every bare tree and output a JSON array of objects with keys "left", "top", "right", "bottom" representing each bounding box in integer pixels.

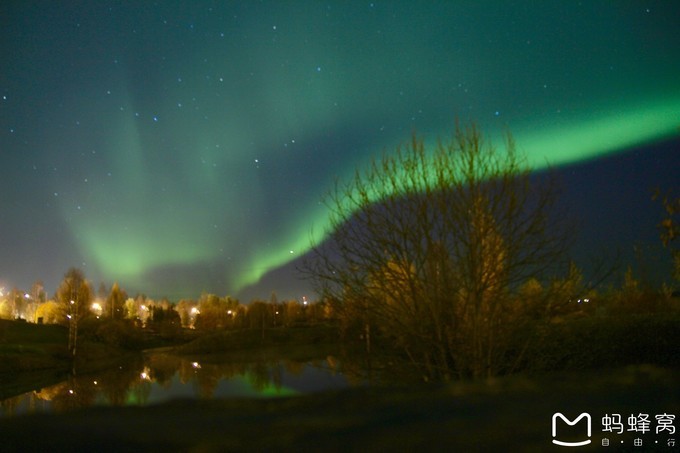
[{"left": 304, "top": 122, "right": 571, "bottom": 380}]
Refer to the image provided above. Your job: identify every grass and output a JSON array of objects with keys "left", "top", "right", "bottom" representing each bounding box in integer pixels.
[
  {"left": 524, "top": 312, "right": 680, "bottom": 372},
  {"left": 0, "top": 320, "right": 72, "bottom": 399},
  {"left": 0, "top": 320, "right": 69, "bottom": 370},
  {"left": 0, "top": 319, "right": 67, "bottom": 344},
  {"left": 174, "top": 324, "right": 340, "bottom": 357}
]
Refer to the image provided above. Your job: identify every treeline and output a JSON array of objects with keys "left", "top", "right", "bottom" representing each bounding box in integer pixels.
[
  {"left": 0, "top": 268, "right": 332, "bottom": 334},
  {"left": 176, "top": 294, "right": 331, "bottom": 331},
  {"left": 0, "top": 264, "right": 677, "bottom": 332}
]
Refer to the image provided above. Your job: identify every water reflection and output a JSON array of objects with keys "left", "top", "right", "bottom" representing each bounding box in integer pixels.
[{"left": 0, "top": 353, "right": 351, "bottom": 417}]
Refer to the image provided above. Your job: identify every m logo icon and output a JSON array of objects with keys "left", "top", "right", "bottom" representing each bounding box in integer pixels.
[{"left": 552, "top": 412, "right": 592, "bottom": 447}]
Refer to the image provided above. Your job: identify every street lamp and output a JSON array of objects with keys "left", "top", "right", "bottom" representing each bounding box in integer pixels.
[
  {"left": 190, "top": 307, "right": 200, "bottom": 329},
  {"left": 91, "top": 302, "right": 103, "bottom": 318}
]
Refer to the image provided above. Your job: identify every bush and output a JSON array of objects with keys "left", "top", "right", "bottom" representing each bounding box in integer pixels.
[
  {"left": 85, "top": 319, "right": 146, "bottom": 350},
  {"left": 523, "top": 313, "right": 680, "bottom": 372}
]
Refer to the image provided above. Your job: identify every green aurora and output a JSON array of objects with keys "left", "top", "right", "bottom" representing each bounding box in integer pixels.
[
  {"left": 1, "top": 1, "right": 679, "bottom": 298},
  {"left": 71, "top": 93, "right": 680, "bottom": 295}
]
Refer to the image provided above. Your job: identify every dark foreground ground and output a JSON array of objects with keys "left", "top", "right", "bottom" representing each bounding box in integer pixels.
[{"left": 1, "top": 365, "right": 677, "bottom": 452}]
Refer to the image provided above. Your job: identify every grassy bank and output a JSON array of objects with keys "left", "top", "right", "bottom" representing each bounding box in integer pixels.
[
  {"left": 173, "top": 324, "right": 340, "bottom": 360},
  {"left": 524, "top": 312, "right": 680, "bottom": 373},
  {"left": 0, "top": 320, "right": 71, "bottom": 397}
]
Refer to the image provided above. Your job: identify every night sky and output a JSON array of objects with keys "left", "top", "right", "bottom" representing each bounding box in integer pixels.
[{"left": 1, "top": 1, "right": 678, "bottom": 302}]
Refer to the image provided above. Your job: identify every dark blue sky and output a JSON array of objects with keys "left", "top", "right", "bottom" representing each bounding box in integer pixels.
[{"left": 1, "top": 1, "right": 678, "bottom": 301}]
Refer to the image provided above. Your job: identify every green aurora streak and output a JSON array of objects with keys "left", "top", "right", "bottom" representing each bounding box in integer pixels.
[
  {"left": 71, "top": 94, "right": 680, "bottom": 295},
  {"left": 24, "top": 1, "right": 674, "bottom": 299},
  {"left": 238, "top": 95, "right": 680, "bottom": 293}
]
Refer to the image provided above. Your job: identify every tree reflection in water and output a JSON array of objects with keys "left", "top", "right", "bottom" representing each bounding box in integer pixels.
[{"left": 0, "top": 353, "right": 353, "bottom": 417}]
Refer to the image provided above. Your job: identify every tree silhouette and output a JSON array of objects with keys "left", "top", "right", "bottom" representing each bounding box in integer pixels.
[
  {"left": 304, "top": 122, "right": 570, "bottom": 380},
  {"left": 106, "top": 282, "right": 127, "bottom": 320},
  {"left": 56, "top": 267, "right": 93, "bottom": 359},
  {"left": 653, "top": 187, "right": 679, "bottom": 282}
]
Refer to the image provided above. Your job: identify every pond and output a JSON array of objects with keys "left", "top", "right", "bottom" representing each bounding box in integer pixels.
[{"left": 0, "top": 352, "right": 357, "bottom": 417}]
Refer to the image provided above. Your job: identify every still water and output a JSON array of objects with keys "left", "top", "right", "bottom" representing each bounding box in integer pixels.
[{"left": 0, "top": 352, "right": 354, "bottom": 417}]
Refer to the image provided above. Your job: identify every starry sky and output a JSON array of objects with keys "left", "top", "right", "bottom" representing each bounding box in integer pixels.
[{"left": 1, "top": 1, "right": 679, "bottom": 302}]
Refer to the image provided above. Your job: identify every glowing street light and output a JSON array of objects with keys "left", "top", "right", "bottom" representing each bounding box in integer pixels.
[
  {"left": 189, "top": 306, "right": 200, "bottom": 329},
  {"left": 140, "top": 366, "right": 152, "bottom": 381}
]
